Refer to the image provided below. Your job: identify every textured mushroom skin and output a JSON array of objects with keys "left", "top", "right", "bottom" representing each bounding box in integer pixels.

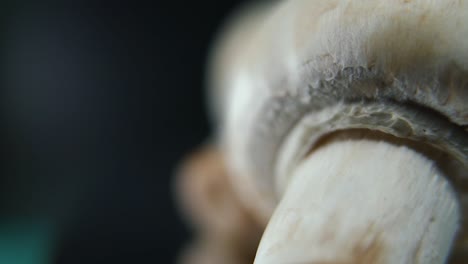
[{"left": 178, "top": 0, "right": 468, "bottom": 262}]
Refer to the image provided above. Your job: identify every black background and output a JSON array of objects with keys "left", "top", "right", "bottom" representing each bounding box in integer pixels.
[{"left": 1, "top": 0, "right": 243, "bottom": 263}]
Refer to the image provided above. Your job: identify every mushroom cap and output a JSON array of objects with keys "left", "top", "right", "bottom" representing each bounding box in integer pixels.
[{"left": 209, "top": 0, "right": 468, "bottom": 225}]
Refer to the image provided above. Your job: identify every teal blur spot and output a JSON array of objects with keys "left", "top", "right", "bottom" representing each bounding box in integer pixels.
[{"left": 0, "top": 220, "right": 55, "bottom": 264}]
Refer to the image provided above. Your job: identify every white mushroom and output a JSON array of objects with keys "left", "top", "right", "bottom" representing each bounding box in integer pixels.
[{"left": 178, "top": 0, "right": 468, "bottom": 263}]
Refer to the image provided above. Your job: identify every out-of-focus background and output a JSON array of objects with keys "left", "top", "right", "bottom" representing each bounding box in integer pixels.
[{"left": 0, "top": 0, "right": 242, "bottom": 263}]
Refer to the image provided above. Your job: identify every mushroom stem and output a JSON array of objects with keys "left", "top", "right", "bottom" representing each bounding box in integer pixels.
[{"left": 255, "top": 140, "right": 460, "bottom": 264}]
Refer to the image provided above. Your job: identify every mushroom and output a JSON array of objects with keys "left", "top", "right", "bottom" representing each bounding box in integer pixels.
[{"left": 177, "top": 0, "right": 468, "bottom": 263}]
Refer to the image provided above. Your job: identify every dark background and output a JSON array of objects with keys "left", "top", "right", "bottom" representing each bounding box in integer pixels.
[{"left": 1, "top": 0, "right": 243, "bottom": 263}]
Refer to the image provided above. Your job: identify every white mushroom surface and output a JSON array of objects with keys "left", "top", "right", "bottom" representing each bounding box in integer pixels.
[
  {"left": 256, "top": 140, "right": 459, "bottom": 263},
  {"left": 178, "top": 0, "right": 468, "bottom": 263}
]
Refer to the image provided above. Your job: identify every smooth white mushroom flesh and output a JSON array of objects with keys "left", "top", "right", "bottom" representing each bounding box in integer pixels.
[{"left": 255, "top": 140, "right": 459, "bottom": 263}]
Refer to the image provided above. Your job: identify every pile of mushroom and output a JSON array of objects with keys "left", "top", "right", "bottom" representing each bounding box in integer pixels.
[{"left": 176, "top": 0, "right": 468, "bottom": 263}]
